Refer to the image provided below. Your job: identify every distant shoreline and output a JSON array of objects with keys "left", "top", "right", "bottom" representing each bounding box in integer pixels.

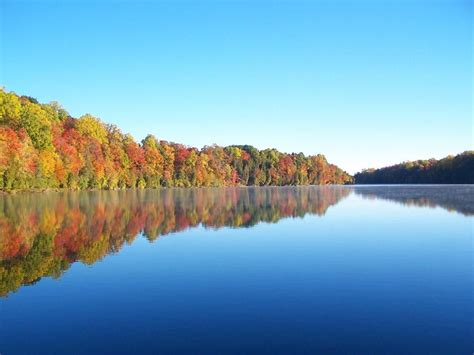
[{"left": 2, "top": 183, "right": 474, "bottom": 195}]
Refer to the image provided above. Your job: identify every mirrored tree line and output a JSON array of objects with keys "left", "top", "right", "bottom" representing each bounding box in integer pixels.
[
  {"left": 354, "top": 186, "right": 474, "bottom": 216},
  {"left": 0, "top": 187, "right": 350, "bottom": 296},
  {"left": 0, "top": 89, "right": 352, "bottom": 192}
]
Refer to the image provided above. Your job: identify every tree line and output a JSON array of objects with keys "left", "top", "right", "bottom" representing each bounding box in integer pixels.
[
  {"left": 0, "top": 187, "right": 349, "bottom": 296},
  {"left": 0, "top": 89, "right": 352, "bottom": 192},
  {"left": 354, "top": 152, "right": 474, "bottom": 184}
]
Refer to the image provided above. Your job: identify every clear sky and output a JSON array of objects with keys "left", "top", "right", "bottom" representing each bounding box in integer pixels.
[{"left": 1, "top": 0, "right": 472, "bottom": 173}]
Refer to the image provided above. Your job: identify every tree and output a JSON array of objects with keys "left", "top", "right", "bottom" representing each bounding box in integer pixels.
[
  {"left": 76, "top": 114, "right": 108, "bottom": 144},
  {"left": 20, "top": 101, "right": 53, "bottom": 150},
  {"left": 0, "top": 88, "right": 21, "bottom": 126}
]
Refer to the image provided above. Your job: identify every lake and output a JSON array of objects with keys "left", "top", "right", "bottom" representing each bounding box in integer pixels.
[{"left": 0, "top": 186, "right": 472, "bottom": 354}]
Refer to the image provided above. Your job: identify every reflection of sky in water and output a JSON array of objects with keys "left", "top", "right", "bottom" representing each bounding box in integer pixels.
[{"left": 0, "top": 186, "right": 472, "bottom": 354}]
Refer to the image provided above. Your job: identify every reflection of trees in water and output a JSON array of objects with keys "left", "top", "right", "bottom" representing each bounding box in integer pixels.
[
  {"left": 354, "top": 185, "right": 474, "bottom": 216},
  {"left": 0, "top": 186, "right": 350, "bottom": 296}
]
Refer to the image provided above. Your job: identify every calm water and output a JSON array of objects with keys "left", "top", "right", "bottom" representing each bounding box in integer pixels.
[{"left": 0, "top": 186, "right": 472, "bottom": 354}]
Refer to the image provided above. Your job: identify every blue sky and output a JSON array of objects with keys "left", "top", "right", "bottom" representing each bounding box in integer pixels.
[{"left": 1, "top": 0, "right": 472, "bottom": 173}]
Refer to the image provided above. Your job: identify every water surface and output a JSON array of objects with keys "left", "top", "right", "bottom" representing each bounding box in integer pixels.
[{"left": 0, "top": 186, "right": 472, "bottom": 354}]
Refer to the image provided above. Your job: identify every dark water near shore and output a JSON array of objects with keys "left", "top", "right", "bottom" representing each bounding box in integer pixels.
[{"left": 0, "top": 186, "right": 472, "bottom": 354}]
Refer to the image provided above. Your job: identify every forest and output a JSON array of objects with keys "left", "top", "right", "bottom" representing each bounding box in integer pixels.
[
  {"left": 354, "top": 152, "right": 474, "bottom": 184},
  {"left": 0, "top": 89, "right": 352, "bottom": 192}
]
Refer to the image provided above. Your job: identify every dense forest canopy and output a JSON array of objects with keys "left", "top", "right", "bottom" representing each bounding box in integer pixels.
[
  {"left": 354, "top": 152, "right": 474, "bottom": 184},
  {"left": 0, "top": 88, "right": 353, "bottom": 191}
]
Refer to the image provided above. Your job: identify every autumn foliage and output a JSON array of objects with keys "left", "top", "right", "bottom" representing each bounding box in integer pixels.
[{"left": 0, "top": 88, "right": 352, "bottom": 192}]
